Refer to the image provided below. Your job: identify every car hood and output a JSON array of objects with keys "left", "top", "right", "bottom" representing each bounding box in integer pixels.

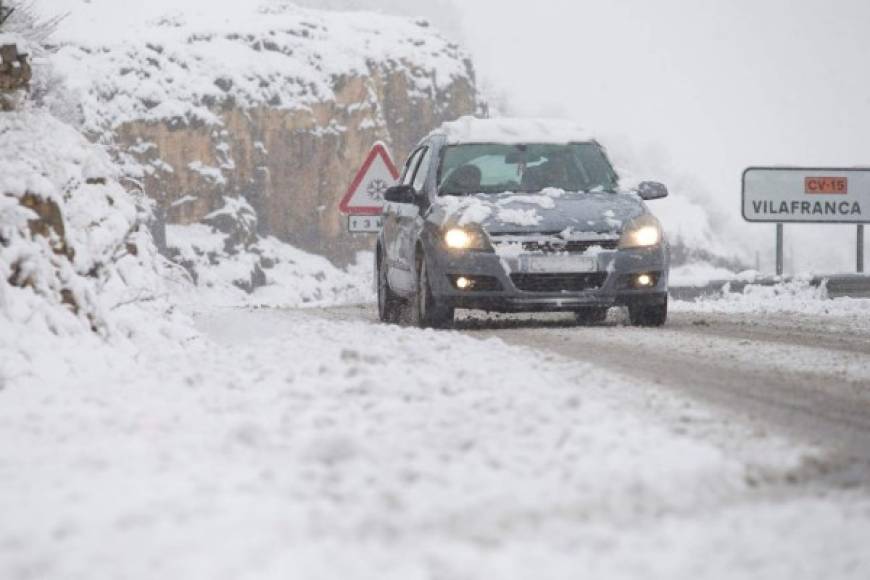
[{"left": 432, "top": 190, "right": 647, "bottom": 236}]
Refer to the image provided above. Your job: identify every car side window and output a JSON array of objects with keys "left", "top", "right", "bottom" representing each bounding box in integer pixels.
[
  {"left": 412, "top": 147, "right": 432, "bottom": 192},
  {"left": 401, "top": 149, "right": 424, "bottom": 186}
]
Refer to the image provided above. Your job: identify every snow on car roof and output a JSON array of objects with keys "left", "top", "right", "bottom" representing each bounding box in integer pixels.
[{"left": 431, "top": 116, "right": 595, "bottom": 145}]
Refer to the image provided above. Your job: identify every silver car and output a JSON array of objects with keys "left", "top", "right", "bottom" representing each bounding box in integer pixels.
[{"left": 376, "top": 118, "right": 670, "bottom": 328}]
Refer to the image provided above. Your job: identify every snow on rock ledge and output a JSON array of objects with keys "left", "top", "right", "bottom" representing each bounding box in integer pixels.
[
  {"left": 166, "top": 196, "right": 373, "bottom": 307},
  {"left": 50, "top": 3, "right": 472, "bottom": 133},
  {"left": 44, "top": 1, "right": 481, "bottom": 263}
]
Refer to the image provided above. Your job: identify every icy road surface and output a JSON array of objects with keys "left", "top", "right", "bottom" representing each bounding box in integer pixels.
[
  {"left": 2, "top": 306, "right": 870, "bottom": 579},
  {"left": 321, "top": 304, "right": 870, "bottom": 478}
]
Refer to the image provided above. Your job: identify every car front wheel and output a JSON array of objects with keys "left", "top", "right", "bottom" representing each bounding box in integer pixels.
[
  {"left": 377, "top": 250, "right": 403, "bottom": 324},
  {"left": 574, "top": 308, "right": 609, "bottom": 326},
  {"left": 629, "top": 298, "right": 668, "bottom": 327},
  {"left": 411, "top": 254, "right": 454, "bottom": 329}
]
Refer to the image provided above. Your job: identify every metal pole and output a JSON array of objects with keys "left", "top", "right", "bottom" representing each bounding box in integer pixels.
[
  {"left": 859, "top": 224, "right": 865, "bottom": 274},
  {"left": 776, "top": 223, "right": 784, "bottom": 277}
]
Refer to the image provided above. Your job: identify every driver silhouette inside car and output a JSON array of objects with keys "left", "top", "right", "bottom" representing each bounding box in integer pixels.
[{"left": 442, "top": 164, "right": 483, "bottom": 194}]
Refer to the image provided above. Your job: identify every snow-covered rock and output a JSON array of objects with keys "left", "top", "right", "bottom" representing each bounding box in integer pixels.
[
  {"left": 1, "top": 109, "right": 158, "bottom": 331},
  {"left": 40, "top": 0, "right": 482, "bottom": 263},
  {"left": 0, "top": 107, "right": 374, "bottom": 384},
  {"left": 166, "top": 196, "right": 373, "bottom": 307},
  {"left": 0, "top": 108, "right": 199, "bottom": 384},
  {"left": 0, "top": 36, "right": 32, "bottom": 110}
]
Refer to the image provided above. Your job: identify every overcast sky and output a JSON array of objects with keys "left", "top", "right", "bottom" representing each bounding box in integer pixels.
[
  {"left": 459, "top": 1, "right": 870, "bottom": 171},
  {"left": 442, "top": 0, "right": 870, "bottom": 272}
]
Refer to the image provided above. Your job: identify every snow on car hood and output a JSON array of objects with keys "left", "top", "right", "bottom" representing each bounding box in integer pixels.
[{"left": 434, "top": 188, "right": 647, "bottom": 235}]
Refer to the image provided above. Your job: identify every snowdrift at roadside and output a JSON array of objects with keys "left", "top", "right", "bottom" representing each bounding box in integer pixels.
[
  {"left": 674, "top": 278, "right": 870, "bottom": 320},
  {"left": 166, "top": 196, "right": 373, "bottom": 308},
  {"left": 0, "top": 109, "right": 198, "bottom": 377},
  {"left": 0, "top": 109, "right": 185, "bottom": 335},
  {"left": 0, "top": 108, "right": 374, "bottom": 385}
]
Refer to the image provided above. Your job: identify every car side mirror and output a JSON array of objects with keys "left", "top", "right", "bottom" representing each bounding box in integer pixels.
[
  {"left": 384, "top": 184, "right": 417, "bottom": 204},
  {"left": 637, "top": 181, "right": 669, "bottom": 201}
]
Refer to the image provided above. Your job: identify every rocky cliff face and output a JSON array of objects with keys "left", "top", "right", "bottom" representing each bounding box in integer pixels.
[
  {"left": 114, "top": 69, "right": 476, "bottom": 263},
  {"left": 50, "top": 5, "right": 481, "bottom": 264}
]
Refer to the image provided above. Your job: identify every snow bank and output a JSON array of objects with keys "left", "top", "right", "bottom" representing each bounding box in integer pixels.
[
  {"left": 0, "top": 105, "right": 372, "bottom": 391},
  {"left": 169, "top": 226, "right": 374, "bottom": 309},
  {"left": 0, "top": 108, "right": 372, "bottom": 391},
  {"left": 670, "top": 262, "right": 758, "bottom": 287},
  {"left": 0, "top": 108, "right": 196, "bottom": 381},
  {"left": 673, "top": 278, "right": 870, "bottom": 319},
  {"left": 166, "top": 196, "right": 373, "bottom": 308},
  {"left": 39, "top": 0, "right": 472, "bottom": 135}
]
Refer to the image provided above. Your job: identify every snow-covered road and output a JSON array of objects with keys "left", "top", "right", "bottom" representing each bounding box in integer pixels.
[
  {"left": 468, "top": 310, "right": 870, "bottom": 471},
  {"left": 320, "top": 303, "right": 870, "bottom": 462},
  {"left": 317, "top": 304, "right": 870, "bottom": 479},
  {"left": 2, "top": 306, "right": 870, "bottom": 579}
]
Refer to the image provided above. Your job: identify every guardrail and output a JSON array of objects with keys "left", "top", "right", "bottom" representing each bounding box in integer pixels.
[{"left": 669, "top": 275, "right": 870, "bottom": 301}]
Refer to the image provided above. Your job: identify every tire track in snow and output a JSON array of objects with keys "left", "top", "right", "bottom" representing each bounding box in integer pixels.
[{"left": 316, "top": 305, "right": 870, "bottom": 483}]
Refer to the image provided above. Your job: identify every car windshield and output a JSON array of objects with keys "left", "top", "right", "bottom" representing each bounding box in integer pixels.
[{"left": 438, "top": 143, "right": 618, "bottom": 196}]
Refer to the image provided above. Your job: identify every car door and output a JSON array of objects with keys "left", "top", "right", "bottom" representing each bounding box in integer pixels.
[
  {"left": 397, "top": 145, "right": 433, "bottom": 276},
  {"left": 383, "top": 147, "right": 424, "bottom": 292}
]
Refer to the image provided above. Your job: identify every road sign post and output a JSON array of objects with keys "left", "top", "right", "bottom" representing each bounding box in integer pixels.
[
  {"left": 743, "top": 168, "right": 870, "bottom": 275},
  {"left": 776, "top": 223, "right": 784, "bottom": 277},
  {"left": 339, "top": 142, "right": 399, "bottom": 234}
]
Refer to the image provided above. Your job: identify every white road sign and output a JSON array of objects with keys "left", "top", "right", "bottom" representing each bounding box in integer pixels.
[
  {"left": 348, "top": 215, "right": 384, "bottom": 233},
  {"left": 743, "top": 167, "right": 870, "bottom": 223}
]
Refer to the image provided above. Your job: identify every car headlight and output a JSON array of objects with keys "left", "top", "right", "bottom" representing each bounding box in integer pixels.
[
  {"left": 443, "top": 227, "right": 489, "bottom": 251},
  {"left": 619, "top": 214, "right": 662, "bottom": 249}
]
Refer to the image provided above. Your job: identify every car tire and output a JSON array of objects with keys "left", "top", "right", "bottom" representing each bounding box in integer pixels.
[
  {"left": 411, "top": 253, "right": 454, "bottom": 329},
  {"left": 629, "top": 298, "right": 668, "bottom": 327},
  {"left": 377, "top": 250, "right": 403, "bottom": 324},
  {"left": 574, "top": 308, "right": 609, "bottom": 326}
]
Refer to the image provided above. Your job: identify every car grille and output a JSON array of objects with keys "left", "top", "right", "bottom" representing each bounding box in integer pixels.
[
  {"left": 490, "top": 234, "right": 619, "bottom": 254},
  {"left": 510, "top": 273, "right": 607, "bottom": 293},
  {"left": 519, "top": 239, "right": 619, "bottom": 253}
]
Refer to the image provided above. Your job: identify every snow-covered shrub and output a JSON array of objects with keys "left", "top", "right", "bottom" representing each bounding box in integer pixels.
[
  {"left": 0, "top": 109, "right": 187, "bottom": 338},
  {"left": 0, "top": 1, "right": 64, "bottom": 53},
  {"left": 166, "top": 196, "right": 373, "bottom": 307},
  {"left": 0, "top": 1, "right": 68, "bottom": 111}
]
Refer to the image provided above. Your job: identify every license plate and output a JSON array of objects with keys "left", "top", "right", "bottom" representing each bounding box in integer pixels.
[{"left": 518, "top": 255, "right": 598, "bottom": 273}]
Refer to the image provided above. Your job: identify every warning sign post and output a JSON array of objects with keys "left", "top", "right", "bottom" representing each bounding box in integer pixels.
[{"left": 340, "top": 142, "right": 399, "bottom": 233}]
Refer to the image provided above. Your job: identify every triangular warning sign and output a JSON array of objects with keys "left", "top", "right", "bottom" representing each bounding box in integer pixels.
[{"left": 339, "top": 142, "right": 400, "bottom": 216}]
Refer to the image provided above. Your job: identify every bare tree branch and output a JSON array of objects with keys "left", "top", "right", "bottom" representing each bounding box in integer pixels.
[{"left": 1, "top": 1, "right": 67, "bottom": 52}]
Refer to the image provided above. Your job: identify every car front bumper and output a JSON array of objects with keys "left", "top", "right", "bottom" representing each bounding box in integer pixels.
[{"left": 426, "top": 245, "right": 669, "bottom": 312}]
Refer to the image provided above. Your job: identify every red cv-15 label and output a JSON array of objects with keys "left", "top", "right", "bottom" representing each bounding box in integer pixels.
[{"left": 805, "top": 177, "right": 848, "bottom": 194}]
